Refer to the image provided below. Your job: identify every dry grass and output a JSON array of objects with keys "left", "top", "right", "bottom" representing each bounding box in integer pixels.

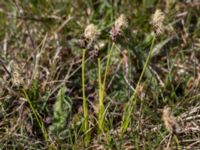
[{"left": 0, "top": 0, "right": 200, "bottom": 149}]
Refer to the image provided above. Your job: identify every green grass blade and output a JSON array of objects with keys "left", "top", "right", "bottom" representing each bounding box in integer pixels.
[{"left": 23, "top": 90, "right": 48, "bottom": 141}]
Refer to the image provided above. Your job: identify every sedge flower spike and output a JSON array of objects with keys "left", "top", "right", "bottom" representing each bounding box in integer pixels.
[
  {"left": 151, "top": 9, "right": 165, "bottom": 35},
  {"left": 84, "top": 24, "right": 100, "bottom": 41},
  {"left": 114, "top": 14, "right": 128, "bottom": 30},
  {"left": 162, "top": 106, "right": 180, "bottom": 133},
  {"left": 110, "top": 14, "right": 128, "bottom": 41}
]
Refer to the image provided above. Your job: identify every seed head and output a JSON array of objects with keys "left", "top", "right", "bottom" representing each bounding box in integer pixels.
[
  {"left": 9, "top": 61, "right": 24, "bottom": 87},
  {"left": 110, "top": 14, "right": 128, "bottom": 41},
  {"left": 84, "top": 24, "right": 100, "bottom": 41},
  {"left": 151, "top": 9, "right": 165, "bottom": 35},
  {"left": 162, "top": 106, "right": 180, "bottom": 133},
  {"left": 114, "top": 14, "right": 128, "bottom": 30}
]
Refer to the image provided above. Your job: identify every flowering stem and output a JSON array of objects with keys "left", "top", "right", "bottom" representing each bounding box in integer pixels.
[
  {"left": 120, "top": 36, "right": 156, "bottom": 137},
  {"left": 82, "top": 48, "right": 90, "bottom": 145},
  {"left": 98, "top": 58, "right": 104, "bottom": 132}
]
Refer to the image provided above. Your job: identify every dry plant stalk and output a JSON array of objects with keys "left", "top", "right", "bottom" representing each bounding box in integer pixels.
[{"left": 9, "top": 61, "right": 24, "bottom": 87}]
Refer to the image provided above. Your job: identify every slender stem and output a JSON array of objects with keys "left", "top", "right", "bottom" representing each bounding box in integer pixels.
[
  {"left": 102, "top": 43, "right": 115, "bottom": 90},
  {"left": 131, "top": 36, "right": 156, "bottom": 102},
  {"left": 98, "top": 58, "right": 102, "bottom": 107},
  {"left": 98, "top": 58, "right": 104, "bottom": 132},
  {"left": 121, "top": 36, "right": 156, "bottom": 136},
  {"left": 82, "top": 48, "right": 89, "bottom": 145}
]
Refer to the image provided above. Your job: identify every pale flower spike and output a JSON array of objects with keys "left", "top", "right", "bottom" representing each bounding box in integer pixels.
[
  {"left": 114, "top": 14, "right": 128, "bottom": 30},
  {"left": 162, "top": 106, "right": 180, "bottom": 133},
  {"left": 110, "top": 14, "right": 128, "bottom": 41},
  {"left": 84, "top": 24, "right": 100, "bottom": 41},
  {"left": 152, "top": 9, "right": 165, "bottom": 35}
]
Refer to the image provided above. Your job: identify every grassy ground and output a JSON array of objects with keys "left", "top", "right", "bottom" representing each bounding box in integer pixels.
[{"left": 0, "top": 0, "right": 200, "bottom": 149}]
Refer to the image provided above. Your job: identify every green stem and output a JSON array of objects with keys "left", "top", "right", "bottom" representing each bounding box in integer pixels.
[
  {"left": 103, "top": 43, "right": 115, "bottom": 90},
  {"left": 98, "top": 43, "right": 115, "bottom": 132},
  {"left": 82, "top": 48, "right": 89, "bottom": 145},
  {"left": 120, "top": 36, "right": 156, "bottom": 136},
  {"left": 98, "top": 58, "right": 104, "bottom": 132}
]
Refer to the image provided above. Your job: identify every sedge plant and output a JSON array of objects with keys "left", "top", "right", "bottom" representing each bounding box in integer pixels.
[
  {"left": 82, "top": 23, "right": 100, "bottom": 144},
  {"left": 120, "top": 9, "right": 166, "bottom": 137},
  {"left": 97, "top": 14, "right": 127, "bottom": 133},
  {"left": 120, "top": 35, "right": 156, "bottom": 137}
]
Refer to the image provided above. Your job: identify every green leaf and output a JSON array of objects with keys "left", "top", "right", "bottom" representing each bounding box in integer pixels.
[{"left": 49, "top": 86, "right": 72, "bottom": 138}]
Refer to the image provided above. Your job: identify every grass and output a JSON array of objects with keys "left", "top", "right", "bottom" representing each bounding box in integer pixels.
[
  {"left": 23, "top": 89, "right": 48, "bottom": 142},
  {"left": 98, "top": 42, "right": 115, "bottom": 133},
  {"left": 0, "top": 0, "right": 200, "bottom": 149}
]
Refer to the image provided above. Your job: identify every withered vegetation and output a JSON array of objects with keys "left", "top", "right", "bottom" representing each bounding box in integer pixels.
[{"left": 0, "top": 1, "right": 200, "bottom": 149}]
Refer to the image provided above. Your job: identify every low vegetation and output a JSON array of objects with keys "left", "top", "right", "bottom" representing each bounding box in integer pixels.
[{"left": 0, "top": 0, "right": 200, "bottom": 149}]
